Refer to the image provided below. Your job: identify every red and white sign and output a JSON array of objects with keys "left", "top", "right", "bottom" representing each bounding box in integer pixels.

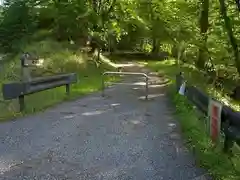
[{"left": 208, "top": 99, "right": 222, "bottom": 143}]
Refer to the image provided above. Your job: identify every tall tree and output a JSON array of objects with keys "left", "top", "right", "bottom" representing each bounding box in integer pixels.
[
  {"left": 196, "top": 0, "right": 209, "bottom": 69},
  {"left": 219, "top": 0, "right": 240, "bottom": 74}
]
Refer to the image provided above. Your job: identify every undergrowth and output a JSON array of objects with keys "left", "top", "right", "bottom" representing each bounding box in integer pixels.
[
  {"left": 0, "top": 39, "right": 118, "bottom": 121},
  {"left": 145, "top": 59, "right": 240, "bottom": 180}
]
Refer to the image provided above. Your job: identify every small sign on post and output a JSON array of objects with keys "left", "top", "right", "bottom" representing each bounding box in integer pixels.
[
  {"left": 178, "top": 81, "right": 186, "bottom": 95},
  {"left": 208, "top": 98, "right": 222, "bottom": 143},
  {"left": 20, "top": 53, "right": 42, "bottom": 82}
]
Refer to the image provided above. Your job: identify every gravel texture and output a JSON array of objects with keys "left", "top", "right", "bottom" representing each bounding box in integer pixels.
[{"left": 0, "top": 64, "right": 211, "bottom": 180}]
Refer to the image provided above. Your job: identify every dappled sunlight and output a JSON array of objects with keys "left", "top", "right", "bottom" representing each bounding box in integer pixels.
[
  {"left": 132, "top": 87, "right": 140, "bottom": 90},
  {"left": 130, "top": 120, "right": 142, "bottom": 125},
  {"left": 67, "top": 54, "right": 85, "bottom": 64},
  {"left": 73, "top": 87, "right": 98, "bottom": 94},
  {"left": 149, "top": 84, "right": 169, "bottom": 88},
  {"left": 0, "top": 156, "right": 22, "bottom": 175},
  {"left": 169, "top": 133, "right": 181, "bottom": 140},
  {"left": 138, "top": 93, "right": 165, "bottom": 100},
  {"left": 0, "top": 162, "right": 11, "bottom": 175},
  {"left": 82, "top": 110, "right": 106, "bottom": 116},
  {"left": 133, "top": 81, "right": 147, "bottom": 86},
  {"left": 99, "top": 54, "right": 118, "bottom": 68},
  {"left": 0, "top": 0, "right": 238, "bottom": 177},
  {"left": 84, "top": 96, "right": 102, "bottom": 101},
  {"left": 148, "top": 72, "right": 159, "bottom": 76},
  {"left": 116, "top": 63, "right": 135, "bottom": 68},
  {"left": 161, "top": 59, "right": 175, "bottom": 66},
  {"left": 132, "top": 83, "right": 168, "bottom": 90},
  {"left": 110, "top": 103, "right": 120, "bottom": 107},
  {"left": 35, "top": 58, "right": 44, "bottom": 67},
  {"left": 99, "top": 53, "right": 136, "bottom": 69},
  {"left": 0, "top": 38, "right": 120, "bottom": 121},
  {"left": 62, "top": 114, "right": 76, "bottom": 119},
  {"left": 168, "top": 123, "right": 177, "bottom": 131},
  {"left": 168, "top": 123, "right": 176, "bottom": 127}
]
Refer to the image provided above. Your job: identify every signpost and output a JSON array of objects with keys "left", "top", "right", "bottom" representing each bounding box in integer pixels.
[
  {"left": 208, "top": 98, "right": 222, "bottom": 143},
  {"left": 20, "top": 53, "right": 41, "bottom": 82}
]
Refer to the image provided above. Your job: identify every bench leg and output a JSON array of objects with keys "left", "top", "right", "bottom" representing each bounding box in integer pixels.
[
  {"left": 66, "top": 84, "right": 70, "bottom": 95},
  {"left": 19, "top": 95, "right": 25, "bottom": 112}
]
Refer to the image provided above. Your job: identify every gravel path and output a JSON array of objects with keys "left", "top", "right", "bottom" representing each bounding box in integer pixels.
[{"left": 0, "top": 63, "right": 210, "bottom": 180}]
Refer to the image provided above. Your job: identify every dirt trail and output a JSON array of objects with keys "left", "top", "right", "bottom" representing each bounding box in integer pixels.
[{"left": 0, "top": 62, "right": 211, "bottom": 180}]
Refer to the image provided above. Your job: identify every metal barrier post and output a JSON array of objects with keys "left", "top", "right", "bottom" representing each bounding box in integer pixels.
[
  {"left": 66, "top": 84, "right": 70, "bottom": 95},
  {"left": 19, "top": 95, "right": 25, "bottom": 111},
  {"left": 146, "top": 76, "right": 148, "bottom": 100},
  {"left": 102, "top": 74, "right": 105, "bottom": 97}
]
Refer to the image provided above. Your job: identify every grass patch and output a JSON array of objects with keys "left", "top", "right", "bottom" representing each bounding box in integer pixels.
[
  {"left": 145, "top": 59, "right": 240, "bottom": 180},
  {"left": 0, "top": 39, "right": 119, "bottom": 121}
]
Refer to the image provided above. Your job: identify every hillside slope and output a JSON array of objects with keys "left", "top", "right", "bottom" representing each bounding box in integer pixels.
[{"left": 0, "top": 39, "right": 118, "bottom": 121}]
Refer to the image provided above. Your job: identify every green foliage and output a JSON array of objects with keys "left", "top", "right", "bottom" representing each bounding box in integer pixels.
[
  {"left": 1, "top": 0, "right": 240, "bottom": 175},
  {"left": 172, "top": 92, "right": 240, "bottom": 180},
  {"left": 0, "top": 0, "right": 240, "bottom": 68},
  {"left": 1, "top": 0, "right": 240, "bottom": 103},
  {"left": 0, "top": 39, "right": 119, "bottom": 121},
  {"left": 0, "top": 0, "right": 37, "bottom": 51},
  {"left": 146, "top": 60, "right": 240, "bottom": 180}
]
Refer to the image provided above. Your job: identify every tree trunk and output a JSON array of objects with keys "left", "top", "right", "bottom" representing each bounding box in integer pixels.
[
  {"left": 152, "top": 38, "right": 159, "bottom": 54},
  {"left": 196, "top": 0, "right": 209, "bottom": 69},
  {"left": 219, "top": 0, "right": 240, "bottom": 74}
]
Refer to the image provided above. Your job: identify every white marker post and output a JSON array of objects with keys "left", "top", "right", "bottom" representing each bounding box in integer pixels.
[{"left": 178, "top": 81, "right": 186, "bottom": 95}]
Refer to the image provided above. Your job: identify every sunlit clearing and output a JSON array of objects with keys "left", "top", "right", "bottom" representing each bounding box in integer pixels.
[{"left": 82, "top": 110, "right": 105, "bottom": 116}]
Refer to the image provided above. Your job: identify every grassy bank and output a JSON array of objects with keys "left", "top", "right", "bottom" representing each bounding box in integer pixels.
[
  {"left": 145, "top": 59, "right": 240, "bottom": 180},
  {"left": 0, "top": 39, "right": 118, "bottom": 121}
]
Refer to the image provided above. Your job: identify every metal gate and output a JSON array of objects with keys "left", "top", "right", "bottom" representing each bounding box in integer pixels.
[{"left": 102, "top": 71, "right": 149, "bottom": 100}]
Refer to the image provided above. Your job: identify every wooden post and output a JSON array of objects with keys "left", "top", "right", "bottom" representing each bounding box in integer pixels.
[
  {"left": 19, "top": 95, "right": 25, "bottom": 112},
  {"left": 66, "top": 84, "right": 70, "bottom": 95},
  {"left": 22, "top": 67, "right": 31, "bottom": 82},
  {"left": 145, "top": 76, "right": 149, "bottom": 100},
  {"left": 20, "top": 53, "right": 32, "bottom": 82},
  {"left": 223, "top": 134, "right": 234, "bottom": 154}
]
